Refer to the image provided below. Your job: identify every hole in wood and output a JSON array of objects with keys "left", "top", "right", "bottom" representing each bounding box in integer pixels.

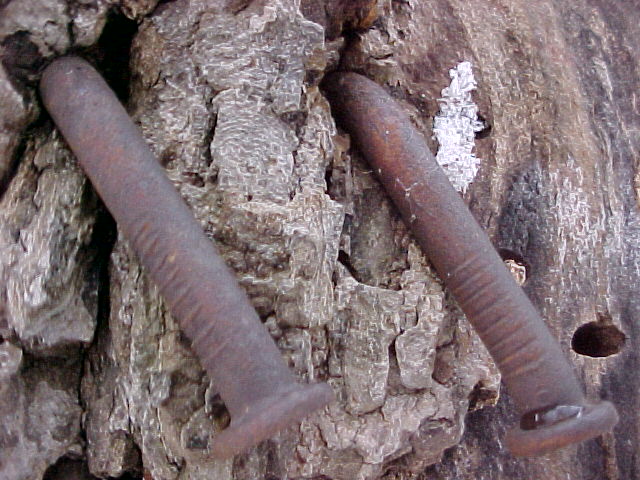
[{"left": 571, "top": 322, "right": 626, "bottom": 357}]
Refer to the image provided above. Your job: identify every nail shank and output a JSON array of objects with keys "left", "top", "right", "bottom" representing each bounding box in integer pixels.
[
  {"left": 40, "top": 57, "right": 333, "bottom": 458},
  {"left": 323, "top": 71, "right": 617, "bottom": 455}
]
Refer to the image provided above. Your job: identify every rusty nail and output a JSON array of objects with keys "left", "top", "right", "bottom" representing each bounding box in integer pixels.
[
  {"left": 322, "top": 71, "right": 618, "bottom": 456},
  {"left": 39, "top": 56, "right": 333, "bottom": 458}
]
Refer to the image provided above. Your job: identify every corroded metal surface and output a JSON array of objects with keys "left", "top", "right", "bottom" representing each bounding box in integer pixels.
[
  {"left": 322, "top": 71, "right": 618, "bottom": 456},
  {"left": 39, "top": 56, "right": 333, "bottom": 459},
  {"left": 1, "top": 0, "right": 634, "bottom": 477}
]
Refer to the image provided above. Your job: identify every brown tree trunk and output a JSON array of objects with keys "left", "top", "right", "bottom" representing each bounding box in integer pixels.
[{"left": 0, "top": 1, "right": 637, "bottom": 479}]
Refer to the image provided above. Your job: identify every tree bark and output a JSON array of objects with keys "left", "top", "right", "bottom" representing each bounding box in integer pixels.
[{"left": 0, "top": 0, "right": 637, "bottom": 479}]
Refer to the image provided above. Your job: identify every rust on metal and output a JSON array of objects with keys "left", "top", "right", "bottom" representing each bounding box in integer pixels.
[
  {"left": 39, "top": 56, "right": 333, "bottom": 458},
  {"left": 322, "top": 71, "right": 618, "bottom": 456}
]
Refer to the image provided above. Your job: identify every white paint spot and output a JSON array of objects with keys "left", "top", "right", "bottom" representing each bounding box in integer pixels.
[{"left": 433, "top": 61, "right": 485, "bottom": 193}]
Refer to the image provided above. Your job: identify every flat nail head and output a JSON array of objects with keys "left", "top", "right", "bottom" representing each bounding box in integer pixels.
[
  {"left": 211, "top": 383, "right": 333, "bottom": 458},
  {"left": 506, "top": 401, "right": 619, "bottom": 456}
]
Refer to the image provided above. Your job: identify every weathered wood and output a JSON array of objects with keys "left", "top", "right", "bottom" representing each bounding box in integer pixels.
[{"left": 0, "top": 0, "right": 637, "bottom": 479}]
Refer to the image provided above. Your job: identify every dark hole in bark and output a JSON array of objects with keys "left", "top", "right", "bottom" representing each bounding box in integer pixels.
[
  {"left": 497, "top": 248, "right": 528, "bottom": 268},
  {"left": 159, "top": 148, "right": 176, "bottom": 167},
  {"left": 0, "top": 31, "right": 46, "bottom": 93},
  {"left": 475, "top": 114, "right": 492, "bottom": 139},
  {"left": 121, "top": 474, "right": 143, "bottom": 480},
  {"left": 571, "top": 321, "right": 626, "bottom": 357},
  {"left": 337, "top": 249, "right": 362, "bottom": 282},
  {"left": 324, "top": 166, "right": 333, "bottom": 193},
  {"left": 498, "top": 248, "right": 528, "bottom": 285},
  {"left": 43, "top": 456, "right": 98, "bottom": 480},
  {"left": 82, "top": 10, "right": 138, "bottom": 102},
  {"left": 81, "top": 203, "right": 117, "bottom": 329},
  {"left": 208, "top": 393, "right": 231, "bottom": 428}
]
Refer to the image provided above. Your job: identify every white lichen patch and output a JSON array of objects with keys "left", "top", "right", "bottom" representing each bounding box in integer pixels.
[{"left": 434, "top": 61, "right": 485, "bottom": 193}]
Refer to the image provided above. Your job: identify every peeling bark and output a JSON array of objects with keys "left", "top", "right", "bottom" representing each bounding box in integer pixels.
[{"left": 0, "top": 0, "right": 638, "bottom": 479}]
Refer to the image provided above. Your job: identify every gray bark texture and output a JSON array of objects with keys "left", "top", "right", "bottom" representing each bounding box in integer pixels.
[{"left": 0, "top": 0, "right": 638, "bottom": 478}]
